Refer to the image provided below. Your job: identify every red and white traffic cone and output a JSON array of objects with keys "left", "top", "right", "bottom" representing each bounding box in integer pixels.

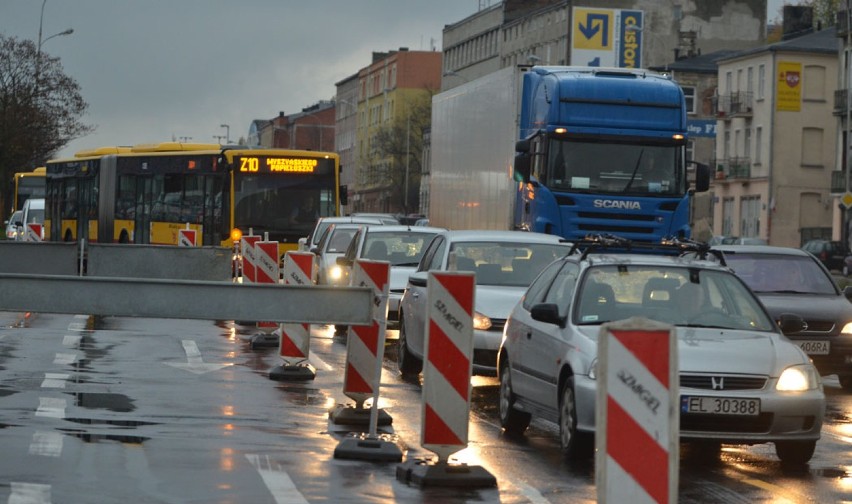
[{"left": 269, "top": 251, "right": 318, "bottom": 381}]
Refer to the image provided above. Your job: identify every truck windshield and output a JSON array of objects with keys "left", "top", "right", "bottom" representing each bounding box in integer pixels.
[{"left": 544, "top": 138, "right": 686, "bottom": 196}]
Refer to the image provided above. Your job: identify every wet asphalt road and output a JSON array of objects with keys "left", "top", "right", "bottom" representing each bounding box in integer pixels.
[{"left": 0, "top": 312, "right": 849, "bottom": 503}]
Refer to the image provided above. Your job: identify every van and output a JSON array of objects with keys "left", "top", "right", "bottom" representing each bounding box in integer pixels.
[{"left": 15, "top": 197, "right": 45, "bottom": 241}]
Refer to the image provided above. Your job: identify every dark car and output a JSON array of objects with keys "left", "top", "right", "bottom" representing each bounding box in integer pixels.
[
  {"left": 801, "top": 239, "right": 849, "bottom": 274},
  {"left": 710, "top": 245, "right": 852, "bottom": 391}
]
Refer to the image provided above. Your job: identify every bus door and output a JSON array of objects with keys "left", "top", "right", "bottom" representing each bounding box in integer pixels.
[
  {"left": 133, "top": 175, "right": 157, "bottom": 244},
  {"left": 77, "top": 176, "right": 98, "bottom": 242}
]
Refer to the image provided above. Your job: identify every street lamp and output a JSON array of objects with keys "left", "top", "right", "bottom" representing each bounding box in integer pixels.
[
  {"left": 220, "top": 124, "right": 230, "bottom": 144},
  {"left": 36, "top": 0, "right": 73, "bottom": 86}
]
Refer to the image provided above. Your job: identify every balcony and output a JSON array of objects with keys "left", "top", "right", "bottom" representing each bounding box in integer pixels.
[
  {"left": 712, "top": 92, "right": 753, "bottom": 119},
  {"left": 713, "top": 157, "right": 752, "bottom": 181}
]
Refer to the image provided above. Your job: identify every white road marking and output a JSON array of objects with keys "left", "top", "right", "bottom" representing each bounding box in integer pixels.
[
  {"left": 35, "top": 398, "right": 66, "bottom": 418},
  {"left": 516, "top": 482, "right": 553, "bottom": 504},
  {"left": 53, "top": 353, "right": 77, "bottom": 365},
  {"left": 245, "top": 454, "right": 309, "bottom": 504},
  {"left": 8, "top": 482, "right": 51, "bottom": 504},
  {"left": 29, "top": 431, "right": 63, "bottom": 457},
  {"left": 61, "top": 335, "right": 81, "bottom": 348},
  {"left": 308, "top": 353, "right": 333, "bottom": 371},
  {"left": 40, "top": 374, "right": 70, "bottom": 389},
  {"left": 165, "top": 339, "right": 231, "bottom": 374}
]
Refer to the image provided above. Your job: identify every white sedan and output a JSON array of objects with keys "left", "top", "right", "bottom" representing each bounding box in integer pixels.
[{"left": 397, "top": 230, "right": 571, "bottom": 377}]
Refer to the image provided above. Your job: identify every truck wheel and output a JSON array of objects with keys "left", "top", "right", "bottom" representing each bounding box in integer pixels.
[
  {"left": 559, "top": 377, "right": 593, "bottom": 459},
  {"left": 775, "top": 440, "right": 816, "bottom": 466},
  {"left": 397, "top": 314, "right": 422, "bottom": 376},
  {"left": 499, "top": 364, "right": 530, "bottom": 435}
]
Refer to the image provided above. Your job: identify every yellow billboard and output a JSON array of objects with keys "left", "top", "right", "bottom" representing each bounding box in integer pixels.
[{"left": 776, "top": 61, "right": 801, "bottom": 112}]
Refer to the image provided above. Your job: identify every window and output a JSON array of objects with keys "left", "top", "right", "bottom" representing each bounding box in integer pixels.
[
  {"left": 747, "top": 67, "right": 754, "bottom": 95},
  {"left": 744, "top": 127, "right": 751, "bottom": 158},
  {"left": 722, "top": 197, "right": 734, "bottom": 236},
  {"left": 755, "top": 127, "right": 762, "bottom": 163},
  {"left": 686, "top": 139, "right": 695, "bottom": 162},
  {"left": 740, "top": 195, "right": 761, "bottom": 237},
  {"left": 758, "top": 64, "right": 765, "bottom": 99},
  {"left": 802, "top": 128, "right": 824, "bottom": 167},
  {"left": 803, "top": 65, "right": 826, "bottom": 101},
  {"left": 682, "top": 86, "right": 696, "bottom": 115}
]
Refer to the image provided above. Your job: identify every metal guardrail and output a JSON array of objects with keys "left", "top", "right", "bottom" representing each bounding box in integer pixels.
[{"left": 0, "top": 242, "right": 373, "bottom": 325}]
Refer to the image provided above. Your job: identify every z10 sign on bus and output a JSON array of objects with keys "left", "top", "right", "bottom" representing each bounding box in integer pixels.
[{"left": 238, "top": 156, "right": 318, "bottom": 173}]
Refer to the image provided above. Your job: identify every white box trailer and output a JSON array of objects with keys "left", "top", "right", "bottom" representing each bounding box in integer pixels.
[{"left": 429, "top": 66, "right": 523, "bottom": 231}]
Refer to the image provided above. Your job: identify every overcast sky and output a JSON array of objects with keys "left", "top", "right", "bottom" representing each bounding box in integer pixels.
[
  {"left": 2, "top": 1, "right": 791, "bottom": 159},
  {"left": 1, "top": 0, "right": 482, "bottom": 158}
]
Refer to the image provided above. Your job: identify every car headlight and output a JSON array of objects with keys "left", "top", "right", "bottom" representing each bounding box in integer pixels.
[
  {"left": 776, "top": 364, "right": 820, "bottom": 391},
  {"left": 841, "top": 322, "right": 852, "bottom": 335},
  {"left": 473, "top": 311, "right": 492, "bottom": 331},
  {"left": 329, "top": 265, "right": 343, "bottom": 282}
]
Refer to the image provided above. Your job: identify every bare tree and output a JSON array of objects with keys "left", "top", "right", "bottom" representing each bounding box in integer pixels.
[
  {"left": 0, "top": 34, "right": 94, "bottom": 212},
  {"left": 372, "top": 91, "right": 433, "bottom": 215}
]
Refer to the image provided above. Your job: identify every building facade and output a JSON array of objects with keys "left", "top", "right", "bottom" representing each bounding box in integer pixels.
[{"left": 713, "top": 27, "right": 838, "bottom": 247}]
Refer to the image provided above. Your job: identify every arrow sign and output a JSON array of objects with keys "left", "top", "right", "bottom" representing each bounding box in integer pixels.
[
  {"left": 579, "top": 13, "right": 609, "bottom": 46},
  {"left": 166, "top": 340, "right": 232, "bottom": 374}
]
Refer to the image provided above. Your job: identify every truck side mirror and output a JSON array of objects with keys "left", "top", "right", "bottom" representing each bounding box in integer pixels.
[
  {"left": 339, "top": 185, "right": 348, "bottom": 206},
  {"left": 688, "top": 161, "right": 710, "bottom": 193},
  {"left": 514, "top": 153, "right": 531, "bottom": 183}
]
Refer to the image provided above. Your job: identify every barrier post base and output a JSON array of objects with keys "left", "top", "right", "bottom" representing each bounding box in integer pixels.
[
  {"left": 249, "top": 332, "right": 279, "bottom": 349},
  {"left": 334, "top": 433, "right": 402, "bottom": 462},
  {"left": 328, "top": 404, "right": 392, "bottom": 426},
  {"left": 268, "top": 363, "right": 316, "bottom": 381},
  {"left": 396, "top": 458, "right": 496, "bottom": 488}
]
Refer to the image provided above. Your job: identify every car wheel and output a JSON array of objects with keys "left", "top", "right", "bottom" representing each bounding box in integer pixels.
[
  {"left": 499, "top": 364, "right": 531, "bottom": 435},
  {"left": 397, "top": 314, "right": 422, "bottom": 376},
  {"left": 839, "top": 374, "right": 852, "bottom": 391},
  {"left": 559, "top": 377, "right": 593, "bottom": 459},
  {"left": 774, "top": 440, "right": 816, "bottom": 466}
]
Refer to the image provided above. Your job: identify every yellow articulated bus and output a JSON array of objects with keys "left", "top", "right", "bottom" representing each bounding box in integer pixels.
[
  {"left": 9, "top": 166, "right": 46, "bottom": 213},
  {"left": 44, "top": 142, "right": 343, "bottom": 257}
]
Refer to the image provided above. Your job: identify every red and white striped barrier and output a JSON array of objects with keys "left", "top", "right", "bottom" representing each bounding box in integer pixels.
[
  {"left": 332, "top": 259, "right": 402, "bottom": 462},
  {"left": 240, "top": 234, "right": 261, "bottom": 283},
  {"left": 330, "top": 259, "right": 392, "bottom": 429},
  {"left": 255, "top": 239, "right": 280, "bottom": 329},
  {"left": 396, "top": 270, "right": 495, "bottom": 486},
  {"left": 275, "top": 251, "right": 316, "bottom": 369},
  {"left": 596, "top": 317, "right": 678, "bottom": 504},
  {"left": 25, "top": 223, "right": 43, "bottom": 242},
  {"left": 178, "top": 226, "right": 197, "bottom": 247},
  {"left": 421, "top": 271, "right": 475, "bottom": 461}
]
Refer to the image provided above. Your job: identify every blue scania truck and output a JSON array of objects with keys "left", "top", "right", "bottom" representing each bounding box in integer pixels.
[{"left": 428, "top": 65, "right": 709, "bottom": 242}]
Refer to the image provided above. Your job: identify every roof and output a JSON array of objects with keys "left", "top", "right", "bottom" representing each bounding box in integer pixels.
[
  {"left": 441, "top": 230, "right": 568, "bottom": 243},
  {"left": 716, "top": 26, "right": 838, "bottom": 63},
  {"left": 364, "top": 225, "right": 445, "bottom": 234},
  {"left": 649, "top": 49, "right": 741, "bottom": 74},
  {"left": 711, "top": 245, "right": 811, "bottom": 257}
]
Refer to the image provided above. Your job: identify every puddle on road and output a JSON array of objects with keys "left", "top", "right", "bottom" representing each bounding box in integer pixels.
[
  {"left": 824, "top": 404, "right": 851, "bottom": 425},
  {"left": 276, "top": 384, "right": 329, "bottom": 407},
  {"left": 58, "top": 428, "right": 150, "bottom": 444},
  {"left": 64, "top": 392, "right": 136, "bottom": 413},
  {"left": 63, "top": 417, "right": 157, "bottom": 427}
]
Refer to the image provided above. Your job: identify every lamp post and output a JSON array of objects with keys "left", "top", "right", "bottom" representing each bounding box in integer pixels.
[
  {"left": 36, "top": 0, "right": 73, "bottom": 86},
  {"left": 220, "top": 124, "right": 230, "bottom": 144}
]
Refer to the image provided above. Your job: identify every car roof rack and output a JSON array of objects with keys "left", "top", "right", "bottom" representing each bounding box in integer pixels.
[{"left": 568, "top": 233, "right": 725, "bottom": 263}]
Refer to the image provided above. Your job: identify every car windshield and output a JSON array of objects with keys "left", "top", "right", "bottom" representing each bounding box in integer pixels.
[
  {"left": 575, "top": 265, "right": 776, "bottom": 330},
  {"left": 449, "top": 241, "right": 569, "bottom": 287},
  {"left": 327, "top": 228, "right": 357, "bottom": 253},
  {"left": 722, "top": 253, "right": 837, "bottom": 295},
  {"left": 362, "top": 231, "right": 438, "bottom": 266}
]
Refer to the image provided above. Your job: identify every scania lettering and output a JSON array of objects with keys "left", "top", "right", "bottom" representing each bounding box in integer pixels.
[{"left": 428, "top": 65, "right": 710, "bottom": 242}]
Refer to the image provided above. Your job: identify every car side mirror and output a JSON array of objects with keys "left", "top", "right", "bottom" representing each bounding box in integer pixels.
[
  {"left": 778, "top": 313, "right": 806, "bottom": 334},
  {"left": 843, "top": 286, "right": 852, "bottom": 301},
  {"left": 310, "top": 247, "right": 319, "bottom": 255},
  {"left": 408, "top": 271, "right": 428, "bottom": 287},
  {"left": 336, "top": 256, "right": 353, "bottom": 267},
  {"left": 530, "top": 303, "right": 565, "bottom": 328}
]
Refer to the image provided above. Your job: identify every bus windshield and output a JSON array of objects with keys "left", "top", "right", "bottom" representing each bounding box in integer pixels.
[
  {"left": 543, "top": 138, "right": 686, "bottom": 197},
  {"left": 234, "top": 175, "right": 336, "bottom": 241}
]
